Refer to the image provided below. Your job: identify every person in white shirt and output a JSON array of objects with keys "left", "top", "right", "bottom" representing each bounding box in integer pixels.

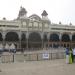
[{"left": 73, "top": 48, "right": 75, "bottom": 62}]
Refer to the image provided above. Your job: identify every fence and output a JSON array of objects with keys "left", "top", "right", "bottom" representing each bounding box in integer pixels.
[{"left": 0, "top": 51, "right": 65, "bottom": 63}]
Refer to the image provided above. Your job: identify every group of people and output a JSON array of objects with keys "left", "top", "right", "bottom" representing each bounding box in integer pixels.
[{"left": 66, "top": 47, "right": 75, "bottom": 64}]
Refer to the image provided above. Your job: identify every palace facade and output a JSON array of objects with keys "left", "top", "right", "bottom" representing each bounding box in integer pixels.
[{"left": 0, "top": 7, "right": 75, "bottom": 50}]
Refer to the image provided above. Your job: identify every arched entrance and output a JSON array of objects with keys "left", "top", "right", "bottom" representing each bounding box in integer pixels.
[
  {"left": 5, "top": 32, "right": 19, "bottom": 49},
  {"left": 49, "top": 33, "right": 59, "bottom": 48},
  {"left": 61, "top": 34, "right": 70, "bottom": 48},
  {"left": 5, "top": 32, "right": 19, "bottom": 41},
  {"left": 28, "top": 32, "right": 42, "bottom": 49}
]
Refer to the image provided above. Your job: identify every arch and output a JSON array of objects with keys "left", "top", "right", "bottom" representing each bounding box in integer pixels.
[
  {"left": 21, "top": 33, "right": 26, "bottom": 41},
  {"left": 72, "top": 34, "right": 75, "bottom": 41},
  {"left": 29, "top": 32, "right": 41, "bottom": 42},
  {"left": 0, "top": 33, "right": 3, "bottom": 41},
  {"left": 49, "top": 33, "right": 59, "bottom": 41},
  {"left": 62, "top": 34, "right": 70, "bottom": 42},
  {"left": 28, "top": 32, "right": 42, "bottom": 48},
  {"left": 5, "top": 32, "right": 19, "bottom": 41},
  {"left": 29, "top": 14, "right": 41, "bottom": 21}
]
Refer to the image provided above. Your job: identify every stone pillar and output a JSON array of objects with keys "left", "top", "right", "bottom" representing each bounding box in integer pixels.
[
  {"left": 69, "top": 34, "right": 72, "bottom": 47},
  {"left": 26, "top": 32, "right": 29, "bottom": 50},
  {"left": 59, "top": 34, "right": 62, "bottom": 40},
  {"left": 19, "top": 32, "right": 21, "bottom": 49},
  {"left": 2, "top": 32, "right": 6, "bottom": 45},
  {"left": 69, "top": 34, "right": 72, "bottom": 41},
  {"left": 47, "top": 34, "right": 50, "bottom": 48},
  {"left": 26, "top": 19, "right": 29, "bottom": 50},
  {"left": 59, "top": 33, "right": 62, "bottom": 47},
  {"left": 41, "top": 33, "right": 44, "bottom": 49}
]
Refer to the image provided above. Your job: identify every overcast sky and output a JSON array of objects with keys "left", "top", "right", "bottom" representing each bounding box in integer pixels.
[{"left": 0, "top": 0, "right": 75, "bottom": 25}]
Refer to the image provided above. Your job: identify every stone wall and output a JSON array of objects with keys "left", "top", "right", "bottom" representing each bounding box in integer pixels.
[{"left": 0, "top": 52, "right": 65, "bottom": 63}]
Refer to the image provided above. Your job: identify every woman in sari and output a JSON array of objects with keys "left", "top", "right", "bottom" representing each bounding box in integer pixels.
[{"left": 69, "top": 48, "right": 73, "bottom": 64}]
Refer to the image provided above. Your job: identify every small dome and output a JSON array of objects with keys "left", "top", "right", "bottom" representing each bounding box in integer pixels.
[
  {"left": 3, "top": 17, "right": 6, "bottom": 20},
  {"left": 41, "top": 10, "right": 48, "bottom": 16},
  {"left": 69, "top": 22, "right": 72, "bottom": 25},
  {"left": 18, "top": 6, "right": 27, "bottom": 17},
  {"left": 59, "top": 21, "right": 61, "bottom": 24}
]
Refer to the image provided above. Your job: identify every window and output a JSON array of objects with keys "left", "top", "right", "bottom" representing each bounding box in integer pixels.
[
  {"left": 29, "top": 22, "right": 32, "bottom": 27},
  {"left": 22, "top": 22, "right": 26, "bottom": 27},
  {"left": 33, "top": 22, "right": 38, "bottom": 27},
  {"left": 39, "top": 23, "right": 42, "bottom": 28},
  {"left": 44, "top": 23, "right": 48, "bottom": 28}
]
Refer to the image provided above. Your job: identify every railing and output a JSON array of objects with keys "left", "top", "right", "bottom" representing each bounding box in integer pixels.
[{"left": 0, "top": 51, "right": 65, "bottom": 63}]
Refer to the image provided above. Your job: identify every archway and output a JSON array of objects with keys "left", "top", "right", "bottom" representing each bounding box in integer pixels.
[
  {"left": 49, "top": 33, "right": 59, "bottom": 48},
  {"left": 50, "top": 33, "right": 59, "bottom": 41},
  {"left": 61, "top": 34, "right": 70, "bottom": 48},
  {"left": 5, "top": 32, "right": 19, "bottom": 41},
  {"left": 62, "top": 34, "right": 70, "bottom": 42},
  {"left": 28, "top": 32, "right": 42, "bottom": 49}
]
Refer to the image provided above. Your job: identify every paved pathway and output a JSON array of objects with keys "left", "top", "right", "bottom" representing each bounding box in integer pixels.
[{"left": 0, "top": 59, "right": 75, "bottom": 75}]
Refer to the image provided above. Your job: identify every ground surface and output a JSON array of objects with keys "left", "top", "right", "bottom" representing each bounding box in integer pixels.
[{"left": 0, "top": 59, "right": 75, "bottom": 75}]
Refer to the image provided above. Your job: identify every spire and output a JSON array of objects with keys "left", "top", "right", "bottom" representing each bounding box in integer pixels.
[
  {"left": 41, "top": 10, "right": 48, "bottom": 16},
  {"left": 41, "top": 10, "right": 51, "bottom": 24},
  {"left": 41, "top": 10, "right": 49, "bottom": 20}
]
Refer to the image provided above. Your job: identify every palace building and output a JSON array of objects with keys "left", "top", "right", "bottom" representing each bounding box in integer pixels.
[{"left": 0, "top": 6, "right": 75, "bottom": 50}]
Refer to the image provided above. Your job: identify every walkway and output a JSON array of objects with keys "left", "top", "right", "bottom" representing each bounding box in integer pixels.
[{"left": 0, "top": 59, "right": 75, "bottom": 75}]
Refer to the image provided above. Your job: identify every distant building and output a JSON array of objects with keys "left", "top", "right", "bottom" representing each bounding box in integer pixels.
[{"left": 0, "top": 6, "right": 75, "bottom": 50}]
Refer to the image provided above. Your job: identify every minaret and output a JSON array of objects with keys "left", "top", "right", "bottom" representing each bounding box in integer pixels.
[
  {"left": 18, "top": 6, "right": 27, "bottom": 19},
  {"left": 41, "top": 10, "right": 51, "bottom": 24},
  {"left": 41, "top": 10, "right": 48, "bottom": 20}
]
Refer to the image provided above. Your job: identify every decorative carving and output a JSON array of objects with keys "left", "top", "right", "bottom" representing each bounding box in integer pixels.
[{"left": 29, "top": 14, "right": 41, "bottom": 21}]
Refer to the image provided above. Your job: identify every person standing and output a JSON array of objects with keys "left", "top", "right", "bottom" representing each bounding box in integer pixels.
[
  {"left": 73, "top": 48, "right": 75, "bottom": 62},
  {"left": 69, "top": 48, "right": 73, "bottom": 64},
  {"left": 65, "top": 48, "right": 69, "bottom": 64}
]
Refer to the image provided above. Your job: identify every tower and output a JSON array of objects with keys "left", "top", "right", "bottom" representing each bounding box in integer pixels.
[
  {"left": 18, "top": 6, "right": 27, "bottom": 19},
  {"left": 41, "top": 10, "right": 51, "bottom": 24},
  {"left": 41, "top": 10, "right": 48, "bottom": 20}
]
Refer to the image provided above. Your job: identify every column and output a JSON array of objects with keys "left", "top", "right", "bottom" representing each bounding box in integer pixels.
[
  {"left": 47, "top": 34, "right": 50, "bottom": 48},
  {"left": 69, "top": 34, "right": 72, "bottom": 47},
  {"left": 41, "top": 33, "right": 44, "bottom": 49},
  {"left": 26, "top": 32, "right": 29, "bottom": 50},
  {"left": 59, "top": 33, "right": 62, "bottom": 47},
  {"left": 2, "top": 32, "right": 6, "bottom": 45},
  {"left": 70, "top": 34, "right": 72, "bottom": 41},
  {"left": 19, "top": 32, "right": 21, "bottom": 49},
  {"left": 26, "top": 20, "right": 29, "bottom": 50}
]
